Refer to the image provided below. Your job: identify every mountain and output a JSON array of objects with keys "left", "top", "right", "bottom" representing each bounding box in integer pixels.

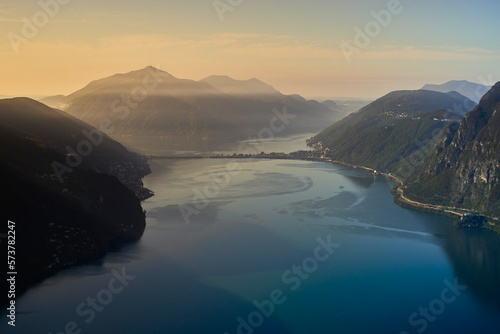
[
  {"left": 42, "top": 67, "right": 342, "bottom": 144},
  {"left": 422, "top": 80, "right": 492, "bottom": 103},
  {"left": 309, "top": 90, "right": 475, "bottom": 173},
  {"left": 39, "top": 94, "right": 69, "bottom": 110},
  {"left": 200, "top": 75, "right": 281, "bottom": 96},
  {"left": 0, "top": 97, "right": 152, "bottom": 198},
  {"left": 404, "top": 82, "right": 500, "bottom": 226},
  {"left": 321, "top": 100, "right": 341, "bottom": 112},
  {"left": 321, "top": 100, "right": 345, "bottom": 113},
  {"left": 0, "top": 97, "right": 150, "bottom": 305}
]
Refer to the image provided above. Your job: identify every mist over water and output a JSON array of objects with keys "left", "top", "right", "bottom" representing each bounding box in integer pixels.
[
  {"left": 118, "top": 132, "right": 315, "bottom": 156},
  {"left": 3, "top": 0, "right": 500, "bottom": 333}
]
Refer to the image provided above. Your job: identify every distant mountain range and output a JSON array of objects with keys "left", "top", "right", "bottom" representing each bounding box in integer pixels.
[
  {"left": 0, "top": 97, "right": 150, "bottom": 305},
  {"left": 321, "top": 100, "right": 344, "bottom": 113},
  {"left": 422, "top": 80, "right": 492, "bottom": 103},
  {"left": 40, "top": 67, "right": 343, "bottom": 144},
  {"left": 405, "top": 82, "right": 500, "bottom": 223},
  {"left": 309, "top": 90, "right": 474, "bottom": 172}
]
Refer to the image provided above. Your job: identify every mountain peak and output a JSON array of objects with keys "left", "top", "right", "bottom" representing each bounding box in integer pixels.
[
  {"left": 309, "top": 89, "right": 475, "bottom": 173},
  {"left": 478, "top": 81, "right": 500, "bottom": 106},
  {"left": 422, "top": 80, "right": 492, "bottom": 103},
  {"left": 65, "top": 66, "right": 180, "bottom": 102},
  {"left": 144, "top": 65, "right": 158, "bottom": 71},
  {"left": 123, "top": 66, "right": 175, "bottom": 79},
  {"left": 201, "top": 75, "right": 281, "bottom": 96},
  {"left": 203, "top": 75, "right": 233, "bottom": 80}
]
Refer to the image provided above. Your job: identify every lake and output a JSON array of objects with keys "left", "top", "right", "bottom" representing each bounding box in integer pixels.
[
  {"left": 2, "top": 158, "right": 500, "bottom": 334},
  {"left": 116, "top": 132, "right": 316, "bottom": 156}
]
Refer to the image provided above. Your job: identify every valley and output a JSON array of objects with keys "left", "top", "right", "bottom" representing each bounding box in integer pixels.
[{"left": 1, "top": 3, "right": 499, "bottom": 330}]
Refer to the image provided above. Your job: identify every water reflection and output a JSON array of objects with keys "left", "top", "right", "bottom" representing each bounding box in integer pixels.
[
  {"left": 443, "top": 226, "right": 500, "bottom": 309},
  {"left": 343, "top": 173, "right": 376, "bottom": 189},
  {"left": 7, "top": 158, "right": 500, "bottom": 334}
]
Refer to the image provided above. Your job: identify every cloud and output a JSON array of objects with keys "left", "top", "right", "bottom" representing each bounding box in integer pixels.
[
  {"left": 0, "top": 3, "right": 15, "bottom": 19},
  {"left": 0, "top": 32, "right": 345, "bottom": 95},
  {"left": 27, "top": 33, "right": 346, "bottom": 62},
  {"left": 1, "top": 32, "right": 499, "bottom": 97},
  {"left": 355, "top": 45, "right": 500, "bottom": 61},
  {"left": 0, "top": 18, "right": 22, "bottom": 22}
]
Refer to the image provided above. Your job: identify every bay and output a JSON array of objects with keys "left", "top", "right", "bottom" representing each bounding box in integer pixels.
[{"left": 2, "top": 158, "right": 500, "bottom": 334}]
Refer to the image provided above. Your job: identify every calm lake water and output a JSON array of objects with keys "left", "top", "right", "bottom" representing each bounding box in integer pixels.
[
  {"left": 3, "top": 158, "right": 500, "bottom": 334},
  {"left": 116, "top": 132, "right": 315, "bottom": 156}
]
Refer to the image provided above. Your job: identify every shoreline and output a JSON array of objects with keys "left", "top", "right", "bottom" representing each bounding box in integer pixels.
[
  {"left": 323, "top": 159, "right": 500, "bottom": 233},
  {"left": 149, "top": 153, "right": 499, "bottom": 233}
]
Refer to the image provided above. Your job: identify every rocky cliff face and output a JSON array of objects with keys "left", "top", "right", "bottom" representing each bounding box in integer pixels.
[{"left": 405, "top": 82, "right": 500, "bottom": 219}]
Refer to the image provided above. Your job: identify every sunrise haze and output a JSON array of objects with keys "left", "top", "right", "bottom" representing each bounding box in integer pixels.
[{"left": 1, "top": 0, "right": 499, "bottom": 98}]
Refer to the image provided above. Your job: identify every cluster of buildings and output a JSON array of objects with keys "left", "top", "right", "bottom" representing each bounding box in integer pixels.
[
  {"left": 378, "top": 111, "right": 409, "bottom": 118},
  {"left": 108, "top": 160, "right": 154, "bottom": 200}
]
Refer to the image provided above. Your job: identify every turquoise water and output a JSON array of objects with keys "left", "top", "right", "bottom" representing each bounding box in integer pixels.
[{"left": 3, "top": 159, "right": 500, "bottom": 333}]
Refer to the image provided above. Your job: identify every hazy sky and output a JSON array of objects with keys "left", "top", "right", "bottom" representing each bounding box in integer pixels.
[{"left": 1, "top": 0, "right": 499, "bottom": 98}]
